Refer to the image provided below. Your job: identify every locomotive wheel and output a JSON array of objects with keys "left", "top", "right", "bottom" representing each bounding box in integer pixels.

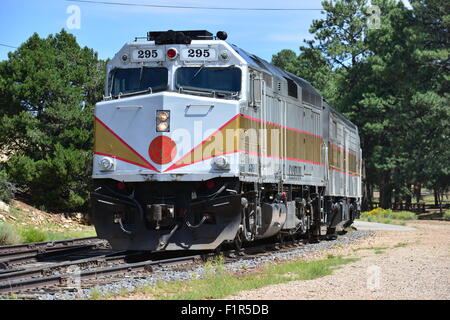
[
  {"left": 326, "top": 227, "right": 337, "bottom": 240},
  {"left": 234, "top": 228, "right": 244, "bottom": 251},
  {"left": 214, "top": 244, "right": 222, "bottom": 256},
  {"left": 242, "top": 202, "right": 257, "bottom": 242},
  {"left": 271, "top": 233, "right": 284, "bottom": 250}
]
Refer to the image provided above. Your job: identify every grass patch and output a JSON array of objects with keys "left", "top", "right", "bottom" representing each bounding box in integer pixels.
[
  {"left": 359, "top": 208, "right": 416, "bottom": 225},
  {"left": 17, "top": 227, "right": 96, "bottom": 243},
  {"left": 89, "top": 289, "right": 103, "bottom": 300},
  {"left": 88, "top": 287, "right": 119, "bottom": 300},
  {"left": 391, "top": 211, "right": 417, "bottom": 220},
  {"left": 130, "top": 255, "right": 357, "bottom": 300},
  {"left": 354, "top": 246, "right": 389, "bottom": 252},
  {"left": 0, "top": 222, "right": 23, "bottom": 245},
  {"left": 354, "top": 243, "right": 407, "bottom": 254},
  {"left": 19, "top": 228, "right": 47, "bottom": 243},
  {"left": 393, "top": 242, "right": 408, "bottom": 248},
  {"left": 1, "top": 205, "right": 96, "bottom": 244},
  {"left": 443, "top": 210, "right": 450, "bottom": 221}
]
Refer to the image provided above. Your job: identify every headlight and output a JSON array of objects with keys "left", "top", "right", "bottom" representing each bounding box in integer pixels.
[
  {"left": 157, "top": 111, "right": 169, "bottom": 121},
  {"left": 157, "top": 121, "right": 169, "bottom": 132},
  {"left": 99, "top": 157, "right": 115, "bottom": 171},
  {"left": 156, "top": 110, "right": 170, "bottom": 132},
  {"left": 211, "top": 156, "right": 229, "bottom": 170}
]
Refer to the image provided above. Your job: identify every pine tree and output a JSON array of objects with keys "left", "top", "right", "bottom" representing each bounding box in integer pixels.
[
  {"left": 0, "top": 30, "right": 106, "bottom": 211},
  {"left": 271, "top": 0, "right": 449, "bottom": 209}
]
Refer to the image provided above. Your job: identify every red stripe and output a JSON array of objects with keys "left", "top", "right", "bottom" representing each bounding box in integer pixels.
[
  {"left": 330, "top": 166, "right": 360, "bottom": 177},
  {"left": 95, "top": 117, "right": 158, "bottom": 172}
]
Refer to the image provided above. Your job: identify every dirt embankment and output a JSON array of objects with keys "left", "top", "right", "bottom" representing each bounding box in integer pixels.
[
  {"left": 226, "top": 220, "right": 450, "bottom": 300},
  {"left": 0, "top": 200, "right": 90, "bottom": 231}
]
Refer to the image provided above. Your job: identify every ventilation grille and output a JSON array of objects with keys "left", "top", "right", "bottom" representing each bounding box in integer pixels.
[{"left": 263, "top": 73, "right": 272, "bottom": 88}]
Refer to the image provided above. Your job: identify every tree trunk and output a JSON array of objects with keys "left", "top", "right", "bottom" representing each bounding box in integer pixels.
[
  {"left": 414, "top": 183, "right": 421, "bottom": 203},
  {"left": 361, "top": 159, "right": 372, "bottom": 211},
  {"left": 405, "top": 184, "right": 412, "bottom": 210},
  {"left": 379, "top": 172, "right": 392, "bottom": 209},
  {"left": 362, "top": 182, "right": 372, "bottom": 211},
  {"left": 434, "top": 189, "right": 439, "bottom": 207},
  {"left": 394, "top": 189, "right": 400, "bottom": 210}
]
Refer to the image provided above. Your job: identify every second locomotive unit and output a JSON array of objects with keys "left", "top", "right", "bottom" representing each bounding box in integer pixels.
[{"left": 91, "top": 30, "right": 362, "bottom": 251}]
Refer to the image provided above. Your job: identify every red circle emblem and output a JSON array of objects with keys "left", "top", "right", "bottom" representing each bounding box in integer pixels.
[{"left": 148, "top": 136, "right": 177, "bottom": 165}]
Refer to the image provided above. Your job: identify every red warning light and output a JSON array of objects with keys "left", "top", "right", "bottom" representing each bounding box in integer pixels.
[
  {"left": 167, "top": 48, "right": 177, "bottom": 59},
  {"left": 206, "top": 180, "right": 215, "bottom": 189},
  {"left": 148, "top": 136, "right": 177, "bottom": 165}
]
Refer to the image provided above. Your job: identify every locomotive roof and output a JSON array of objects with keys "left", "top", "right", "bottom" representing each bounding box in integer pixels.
[
  {"left": 230, "top": 44, "right": 322, "bottom": 99},
  {"left": 324, "top": 101, "right": 358, "bottom": 131},
  {"left": 122, "top": 30, "right": 358, "bottom": 132},
  {"left": 231, "top": 43, "right": 357, "bottom": 131}
]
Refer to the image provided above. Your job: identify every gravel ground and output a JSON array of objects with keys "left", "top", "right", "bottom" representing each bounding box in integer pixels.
[
  {"left": 15, "top": 220, "right": 448, "bottom": 300},
  {"left": 30, "top": 229, "right": 372, "bottom": 300},
  {"left": 226, "top": 220, "right": 450, "bottom": 300}
]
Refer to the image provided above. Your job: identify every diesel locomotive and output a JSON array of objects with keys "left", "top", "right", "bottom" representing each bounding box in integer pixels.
[{"left": 91, "top": 30, "right": 362, "bottom": 251}]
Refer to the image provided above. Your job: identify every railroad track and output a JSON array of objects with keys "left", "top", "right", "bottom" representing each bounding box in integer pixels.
[
  {"left": 0, "top": 237, "right": 109, "bottom": 270},
  {"left": 0, "top": 235, "right": 207, "bottom": 296},
  {"left": 0, "top": 237, "right": 103, "bottom": 259},
  {"left": 0, "top": 237, "right": 309, "bottom": 296},
  {"left": 0, "top": 254, "right": 203, "bottom": 295}
]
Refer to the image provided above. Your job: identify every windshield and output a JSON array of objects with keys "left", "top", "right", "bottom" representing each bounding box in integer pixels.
[
  {"left": 111, "top": 67, "right": 168, "bottom": 96},
  {"left": 175, "top": 67, "right": 241, "bottom": 96}
]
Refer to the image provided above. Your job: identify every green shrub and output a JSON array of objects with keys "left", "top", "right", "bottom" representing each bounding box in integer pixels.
[
  {"left": 390, "top": 211, "right": 417, "bottom": 220},
  {"left": 360, "top": 207, "right": 417, "bottom": 221},
  {"left": 20, "top": 228, "right": 47, "bottom": 243},
  {"left": 0, "top": 170, "right": 16, "bottom": 203},
  {"left": 443, "top": 209, "right": 450, "bottom": 221},
  {"left": 7, "top": 144, "right": 91, "bottom": 211},
  {"left": 0, "top": 30, "right": 104, "bottom": 213},
  {"left": 0, "top": 222, "right": 23, "bottom": 245}
]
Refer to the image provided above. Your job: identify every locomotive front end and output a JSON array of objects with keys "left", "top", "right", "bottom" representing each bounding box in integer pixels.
[{"left": 91, "top": 31, "right": 246, "bottom": 251}]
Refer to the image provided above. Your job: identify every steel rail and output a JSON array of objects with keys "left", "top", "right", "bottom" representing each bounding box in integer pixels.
[
  {"left": 0, "top": 250, "right": 130, "bottom": 282},
  {"left": 0, "top": 244, "right": 104, "bottom": 269},
  {"left": 0, "top": 254, "right": 202, "bottom": 294},
  {"left": 0, "top": 237, "right": 101, "bottom": 257}
]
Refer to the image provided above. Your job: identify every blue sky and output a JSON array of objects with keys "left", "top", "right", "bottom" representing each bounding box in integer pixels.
[
  {"left": 0, "top": 0, "right": 412, "bottom": 62},
  {"left": 0, "top": 0, "right": 326, "bottom": 62}
]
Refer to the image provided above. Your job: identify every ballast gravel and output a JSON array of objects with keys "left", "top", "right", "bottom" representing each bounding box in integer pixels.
[{"left": 35, "top": 230, "right": 372, "bottom": 300}]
